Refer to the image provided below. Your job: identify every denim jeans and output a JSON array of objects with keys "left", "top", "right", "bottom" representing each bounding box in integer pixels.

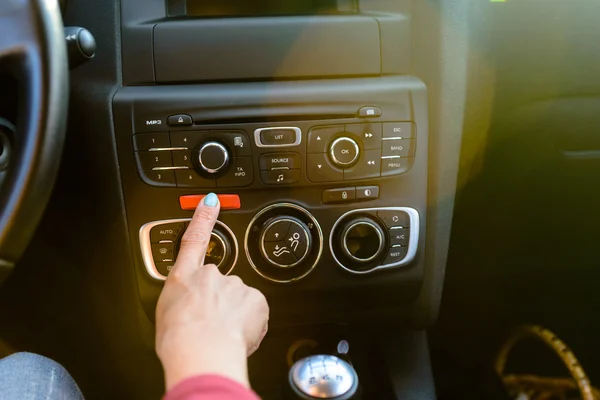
[{"left": 0, "top": 353, "right": 84, "bottom": 400}]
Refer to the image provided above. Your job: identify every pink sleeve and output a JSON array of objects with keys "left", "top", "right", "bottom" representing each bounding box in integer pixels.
[{"left": 164, "top": 375, "right": 260, "bottom": 400}]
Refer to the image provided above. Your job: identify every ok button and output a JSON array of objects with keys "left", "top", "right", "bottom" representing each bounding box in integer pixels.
[{"left": 330, "top": 137, "right": 360, "bottom": 168}]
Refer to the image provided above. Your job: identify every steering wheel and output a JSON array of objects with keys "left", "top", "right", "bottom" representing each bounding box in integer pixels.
[{"left": 0, "top": 0, "right": 68, "bottom": 282}]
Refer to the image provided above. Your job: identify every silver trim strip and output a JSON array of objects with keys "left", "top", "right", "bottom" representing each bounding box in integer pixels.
[
  {"left": 254, "top": 127, "right": 302, "bottom": 148},
  {"left": 381, "top": 155, "right": 401, "bottom": 160},
  {"left": 244, "top": 203, "right": 323, "bottom": 284},
  {"left": 329, "top": 207, "right": 420, "bottom": 274},
  {"left": 329, "top": 137, "right": 360, "bottom": 167},
  {"left": 149, "top": 147, "right": 188, "bottom": 151},
  {"left": 382, "top": 137, "right": 403, "bottom": 141},
  {"left": 270, "top": 167, "right": 290, "bottom": 171},
  {"left": 341, "top": 221, "right": 384, "bottom": 263},
  {"left": 152, "top": 166, "right": 190, "bottom": 171},
  {"left": 259, "top": 218, "right": 310, "bottom": 269},
  {"left": 139, "top": 219, "right": 239, "bottom": 281}
]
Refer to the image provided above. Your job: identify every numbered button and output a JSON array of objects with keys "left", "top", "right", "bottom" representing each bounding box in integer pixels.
[
  {"left": 139, "top": 170, "right": 176, "bottom": 187},
  {"left": 172, "top": 150, "right": 193, "bottom": 167},
  {"left": 175, "top": 170, "right": 216, "bottom": 188},
  {"left": 322, "top": 188, "right": 356, "bottom": 204},
  {"left": 133, "top": 133, "right": 170, "bottom": 151},
  {"left": 135, "top": 151, "right": 172, "bottom": 169}
]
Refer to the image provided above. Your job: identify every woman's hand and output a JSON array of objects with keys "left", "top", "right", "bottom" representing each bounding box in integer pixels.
[{"left": 155, "top": 193, "right": 269, "bottom": 391}]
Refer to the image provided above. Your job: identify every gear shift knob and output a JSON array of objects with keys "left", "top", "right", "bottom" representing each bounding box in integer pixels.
[{"left": 289, "top": 355, "right": 358, "bottom": 399}]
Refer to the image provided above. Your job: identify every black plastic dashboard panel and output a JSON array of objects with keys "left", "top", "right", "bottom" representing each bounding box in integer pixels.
[
  {"left": 113, "top": 76, "right": 429, "bottom": 325},
  {"left": 154, "top": 16, "right": 381, "bottom": 82}
]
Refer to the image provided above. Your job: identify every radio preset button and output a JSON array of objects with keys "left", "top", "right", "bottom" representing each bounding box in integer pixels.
[
  {"left": 170, "top": 131, "right": 208, "bottom": 149},
  {"left": 139, "top": 170, "right": 176, "bottom": 187},
  {"left": 133, "top": 133, "right": 170, "bottom": 151},
  {"left": 175, "top": 170, "right": 216, "bottom": 188},
  {"left": 136, "top": 151, "right": 172, "bottom": 169},
  {"left": 171, "top": 150, "right": 193, "bottom": 167},
  {"left": 330, "top": 137, "right": 360, "bottom": 167}
]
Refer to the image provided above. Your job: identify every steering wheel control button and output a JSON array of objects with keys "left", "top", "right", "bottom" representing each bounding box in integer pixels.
[
  {"left": 175, "top": 170, "right": 216, "bottom": 188},
  {"left": 343, "top": 149, "right": 381, "bottom": 180},
  {"left": 307, "top": 153, "right": 343, "bottom": 183},
  {"left": 179, "top": 194, "right": 241, "bottom": 211},
  {"left": 358, "top": 106, "right": 382, "bottom": 118},
  {"left": 377, "top": 210, "right": 410, "bottom": 229},
  {"left": 139, "top": 170, "right": 176, "bottom": 187},
  {"left": 150, "top": 222, "right": 186, "bottom": 242},
  {"left": 170, "top": 131, "right": 209, "bottom": 149},
  {"left": 383, "top": 245, "right": 408, "bottom": 265},
  {"left": 381, "top": 157, "right": 413, "bottom": 177},
  {"left": 260, "top": 169, "right": 300, "bottom": 185},
  {"left": 171, "top": 150, "right": 193, "bottom": 168},
  {"left": 198, "top": 141, "right": 229, "bottom": 174},
  {"left": 167, "top": 114, "right": 193, "bottom": 126},
  {"left": 210, "top": 131, "right": 251, "bottom": 157},
  {"left": 307, "top": 126, "right": 343, "bottom": 153},
  {"left": 345, "top": 123, "right": 382, "bottom": 150},
  {"left": 133, "top": 133, "right": 170, "bottom": 151},
  {"left": 263, "top": 241, "right": 298, "bottom": 267},
  {"left": 255, "top": 127, "right": 301, "bottom": 147},
  {"left": 390, "top": 228, "right": 410, "bottom": 246},
  {"left": 135, "top": 151, "right": 173, "bottom": 169},
  {"left": 322, "top": 187, "right": 356, "bottom": 204},
  {"left": 217, "top": 157, "right": 254, "bottom": 187},
  {"left": 151, "top": 242, "right": 175, "bottom": 262},
  {"left": 330, "top": 137, "right": 360, "bottom": 167},
  {"left": 383, "top": 122, "right": 414, "bottom": 138},
  {"left": 259, "top": 153, "right": 301, "bottom": 171},
  {"left": 355, "top": 186, "right": 379, "bottom": 201},
  {"left": 264, "top": 221, "right": 291, "bottom": 242},
  {"left": 382, "top": 138, "right": 415, "bottom": 158}
]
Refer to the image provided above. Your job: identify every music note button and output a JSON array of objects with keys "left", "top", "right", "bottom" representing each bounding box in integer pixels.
[{"left": 259, "top": 169, "right": 301, "bottom": 185}]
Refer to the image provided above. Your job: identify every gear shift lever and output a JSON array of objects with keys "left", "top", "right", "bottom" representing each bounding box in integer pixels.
[{"left": 289, "top": 355, "right": 359, "bottom": 399}]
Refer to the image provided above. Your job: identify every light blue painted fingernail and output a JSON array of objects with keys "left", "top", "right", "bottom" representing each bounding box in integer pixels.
[{"left": 203, "top": 193, "right": 219, "bottom": 207}]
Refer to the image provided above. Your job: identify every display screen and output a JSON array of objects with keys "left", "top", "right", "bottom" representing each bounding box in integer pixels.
[{"left": 185, "top": 0, "right": 355, "bottom": 17}]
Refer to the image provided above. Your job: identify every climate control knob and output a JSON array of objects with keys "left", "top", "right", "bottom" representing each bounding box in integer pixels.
[
  {"left": 329, "top": 137, "right": 360, "bottom": 168},
  {"left": 339, "top": 217, "right": 386, "bottom": 264},
  {"left": 198, "top": 141, "right": 229, "bottom": 174},
  {"left": 260, "top": 217, "right": 311, "bottom": 268}
]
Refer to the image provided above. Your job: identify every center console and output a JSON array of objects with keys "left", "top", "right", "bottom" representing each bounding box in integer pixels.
[{"left": 113, "top": 0, "right": 440, "bottom": 329}]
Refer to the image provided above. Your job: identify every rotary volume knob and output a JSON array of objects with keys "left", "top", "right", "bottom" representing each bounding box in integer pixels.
[{"left": 198, "top": 141, "right": 229, "bottom": 174}]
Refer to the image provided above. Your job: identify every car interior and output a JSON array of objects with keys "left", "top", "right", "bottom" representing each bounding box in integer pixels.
[{"left": 1, "top": 0, "right": 599, "bottom": 399}]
